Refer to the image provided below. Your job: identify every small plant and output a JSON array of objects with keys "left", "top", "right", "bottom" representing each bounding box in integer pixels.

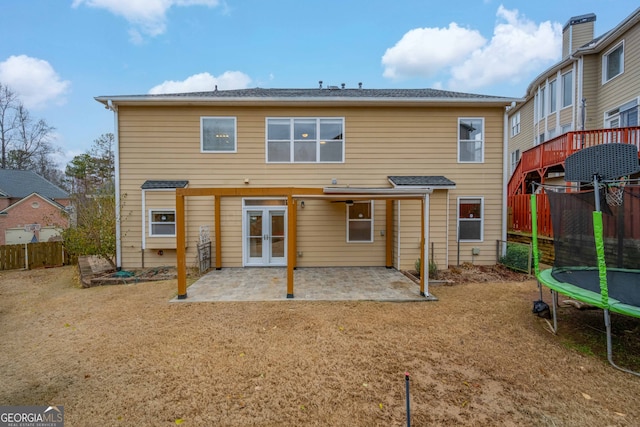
[{"left": 414, "top": 258, "right": 439, "bottom": 279}]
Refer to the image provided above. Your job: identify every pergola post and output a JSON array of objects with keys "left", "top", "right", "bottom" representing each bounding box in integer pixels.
[
  {"left": 420, "top": 194, "right": 430, "bottom": 297},
  {"left": 386, "top": 199, "right": 393, "bottom": 268},
  {"left": 176, "top": 192, "right": 187, "bottom": 299},
  {"left": 214, "top": 196, "right": 222, "bottom": 269},
  {"left": 286, "top": 194, "right": 295, "bottom": 298}
]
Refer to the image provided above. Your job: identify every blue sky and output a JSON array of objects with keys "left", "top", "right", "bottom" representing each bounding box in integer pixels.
[{"left": 0, "top": 1, "right": 636, "bottom": 169}]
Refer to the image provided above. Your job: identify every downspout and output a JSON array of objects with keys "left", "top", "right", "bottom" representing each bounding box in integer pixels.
[
  {"left": 107, "top": 99, "right": 122, "bottom": 270},
  {"left": 502, "top": 107, "right": 509, "bottom": 248},
  {"left": 576, "top": 59, "right": 582, "bottom": 130}
]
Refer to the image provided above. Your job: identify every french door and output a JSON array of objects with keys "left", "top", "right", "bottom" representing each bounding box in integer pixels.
[{"left": 244, "top": 205, "right": 286, "bottom": 266}]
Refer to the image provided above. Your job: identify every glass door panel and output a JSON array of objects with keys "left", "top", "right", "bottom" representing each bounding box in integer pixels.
[
  {"left": 247, "top": 211, "right": 263, "bottom": 263},
  {"left": 270, "top": 211, "right": 285, "bottom": 262}
]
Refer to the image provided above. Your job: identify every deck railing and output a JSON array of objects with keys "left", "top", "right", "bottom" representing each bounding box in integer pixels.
[{"left": 508, "top": 127, "right": 640, "bottom": 237}]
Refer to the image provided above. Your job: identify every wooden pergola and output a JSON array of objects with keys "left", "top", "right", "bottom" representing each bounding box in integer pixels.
[{"left": 175, "top": 187, "right": 432, "bottom": 299}]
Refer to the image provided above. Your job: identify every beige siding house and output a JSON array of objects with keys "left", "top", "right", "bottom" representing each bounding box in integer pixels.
[
  {"left": 508, "top": 8, "right": 640, "bottom": 177},
  {"left": 97, "top": 87, "right": 517, "bottom": 298}
]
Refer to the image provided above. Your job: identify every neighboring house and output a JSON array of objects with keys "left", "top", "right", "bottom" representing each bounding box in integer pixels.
[
  {"left": 507, "top": 8, "right": 640, "bottom": 237},
  {"left": 0, "top": 169, "right": 71, "bottom": 245},
  {"left": 96, "top": 87, "right": 518, "bottom": 296},
  {"left": 508, "top": 7, "right": 640, "bottom": 180}
]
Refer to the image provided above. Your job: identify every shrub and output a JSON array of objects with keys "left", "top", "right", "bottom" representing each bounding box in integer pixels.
[{"left": 499, "top": 244, "right": 532, "bottom": 273}]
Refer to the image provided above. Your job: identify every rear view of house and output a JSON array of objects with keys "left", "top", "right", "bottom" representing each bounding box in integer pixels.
[{"left": 97, "top": 87, "right": 517, "bottom": 296}]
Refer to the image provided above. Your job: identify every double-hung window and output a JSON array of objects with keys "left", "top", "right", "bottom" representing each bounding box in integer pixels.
[
  {"left": 510, "top": 149, "right": 520, "bottom": 174},
  {"left": 511, "top": 112, "right": 520, "bottom": 137},
  {"left": 458, "top": 118, "right": 484, "bottom": 163},
  {"left": 149, "top": 210, "right": 176, "bottom": 237},
  {"left": 267, "top": 118, "right": 344, "bottom": 163},
  {"left": 603, "top": 42, "right": 624, "bottom": 83},
  {"left": 347, "top": 201, "right": 373, "bottom": 243},
  {"left": 457, "top": 198, "right": 483, "bottom": 242},
  {"left": 561, "top": 71, "right": 573, "bottom": 108},
  {"left": 539, "top": 87, "right": 546, "bottom": 117},
  {"left": 201, "top": 117, "right": 237, "bottom": 152},
  {"left": 549, "top": 80, "right": 557, "bottom": 113}
]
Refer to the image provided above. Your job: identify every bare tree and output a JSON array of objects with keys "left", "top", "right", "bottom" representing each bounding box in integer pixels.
[
  {"left": 0, "top": 83, "right": 19, "bottom": 168},
  {"left": 7, "top": 104, "right": 56, "bottom": 170}
]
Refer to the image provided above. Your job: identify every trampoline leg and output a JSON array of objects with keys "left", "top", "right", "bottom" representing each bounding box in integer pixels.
[
  {"left": 550, "top": 290, "right": 558, "bottom": 334},
  {"left": 604, "top": 309, "right": 640, "bottom": 377}
]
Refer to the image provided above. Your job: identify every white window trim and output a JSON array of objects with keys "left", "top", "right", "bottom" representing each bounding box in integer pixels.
[
  {"left": 511, "top": 112, "right": 521, "bottom": 137},
  {"left": 265, "top": 117, "right": 345, "bottom": 163},
  {"left": 149, "top": 209, "right": 176, "bottom": 237},
  {"left": 200, "top": 116, "right": 238, "bottom": 153},
  {"left": 457, "top": 197, "right": 484, "bottom": 242},
  {"left": 561, "top": 70, "right": 573, "bottom": 109},
  {"left": 510, "top": 149, "right": 520, "bottom": 174},
  {"left": 346, "top": 201, "right": 374, "bottom": 243},
  {"left": 604, "top": 98, "right": 638, "bottom": 129},
  {"left": 602, "top": 41, "right": 624, "bottom": 84},
  {"left": 457, "top": 117, "right": 485, "bottom": 163},
  {"left": 549, "top": 79, "right": 557, "bottom": 113}
]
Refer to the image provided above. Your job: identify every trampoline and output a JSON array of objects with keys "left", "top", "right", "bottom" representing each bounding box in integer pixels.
[{"left": 531, "top": 143, "right": 640, "bottom": 376}]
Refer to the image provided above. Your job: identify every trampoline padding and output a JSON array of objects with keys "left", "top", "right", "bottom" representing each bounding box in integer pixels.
[{"left": 537, "top": 268, "right": 640, "bottom": 319}]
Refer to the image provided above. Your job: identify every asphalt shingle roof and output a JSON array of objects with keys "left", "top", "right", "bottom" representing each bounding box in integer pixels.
[
  {"left": 98, "top": 87, "right": 518, "bottom": 103},
  {"left": 0, "top": 169, "right": 68, "bottom": 199},
  {"left": 388, "top": 176, "right": 456, "bottom": 187},
  {"left": 141, "top": 180, "right": 189, "bottom": 189}
]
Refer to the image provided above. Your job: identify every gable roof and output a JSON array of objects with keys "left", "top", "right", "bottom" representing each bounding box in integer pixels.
[
  {"left": 96, "top": 87, "right": 520, "bottom": 108},
  {"left": 0, "top": 192, "right": 67, "bottom": 214},
  {"left": 0, "top": 169, "right": 68, "bottom": 200}
]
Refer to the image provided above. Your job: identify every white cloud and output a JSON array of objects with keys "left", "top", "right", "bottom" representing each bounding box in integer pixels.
[
  {"left": 447, "top": 6, "right": 562, "bottom": 91},
  {"left": 148, "top": 71, "right": 252, "bottom": 94},
  {"left": 0, "top": 55, "right": 71, "bottom": 109},
  {"left": 381, "top": 6, "right": 562, "bottom": 93},
  {"left": 382, "top": 23, "right": 486, "bottom": 79},
  {"left": 72, "top": 0, "right": 219, "bottom": 41}
]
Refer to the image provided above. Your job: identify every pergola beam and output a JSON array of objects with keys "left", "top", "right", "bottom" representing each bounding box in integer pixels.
[{"left": 175, "top": 187, "right": 432, "bottom": 300}]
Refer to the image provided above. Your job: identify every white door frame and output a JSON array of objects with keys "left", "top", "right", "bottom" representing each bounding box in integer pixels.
[{"left": 242, "top": 199, "right": 287, "bottom": 266}]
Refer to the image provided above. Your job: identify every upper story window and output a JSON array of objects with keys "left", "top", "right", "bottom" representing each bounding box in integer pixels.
[
  {"left": 149, "top": 210, "right": 176, "bottom": 237},
  {"left": 603, "top": 42, "right": 624, "bottom": 83},
  {"left": 562, "top": 71, "right": 573, "bottom": 108},
  {"left": 511, "top": 112, "right": 520, "bottom": 137},
  {"left": 201, "top": 117, "right": 237, "bottom": 153},
  {"left": 347, "top": 201, "right": 373, "bottom": 243},
  {"left": 549, "top": 80, "right": 557, "bottom": 113},
  {"left": 539, "top": 87, "right": 546, "bottom": 117},
  {"left": 510, "top": 149, "right": 520, "bottom": 174},
  {"left": 457, "top": 197, "right": 483, "bottom": 242},
  {"left": 458, "top": 118, "right": 484, "bottom": 163},
  {"left": 266, "top": 118, "right": 344, "bottom": 163}
]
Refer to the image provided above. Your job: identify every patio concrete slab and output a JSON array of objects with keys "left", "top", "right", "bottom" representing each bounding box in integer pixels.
[{"left": 171, "top": 267, "right": 437, "bottom": 302}]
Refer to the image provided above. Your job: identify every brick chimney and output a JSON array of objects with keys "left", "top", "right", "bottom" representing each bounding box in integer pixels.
[{"left": 563, "top": 13, "right": 596, "bottom": 58}]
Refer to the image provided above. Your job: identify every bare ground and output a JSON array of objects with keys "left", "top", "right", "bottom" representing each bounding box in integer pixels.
[{"left": 1, "top": 265, "right": 639, "bottom": 426}]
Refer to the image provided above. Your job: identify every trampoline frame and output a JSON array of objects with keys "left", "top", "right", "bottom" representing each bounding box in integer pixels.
[{"left": 532, "top": 191, "right": 640, "bottom": 377}]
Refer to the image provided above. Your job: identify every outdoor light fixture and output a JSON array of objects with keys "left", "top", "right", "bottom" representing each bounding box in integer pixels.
[{"left": 301, "top": 201, "right": 305, "bottom": 208}]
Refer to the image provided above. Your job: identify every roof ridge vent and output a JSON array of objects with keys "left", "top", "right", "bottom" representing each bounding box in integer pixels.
[{"left": 328, "top": 85, "right": 339, "bottom": 90}]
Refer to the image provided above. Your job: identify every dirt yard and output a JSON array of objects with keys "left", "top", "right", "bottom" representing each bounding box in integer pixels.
[{"left": 1, "top": 265, "right": 639, "bottom": 426}]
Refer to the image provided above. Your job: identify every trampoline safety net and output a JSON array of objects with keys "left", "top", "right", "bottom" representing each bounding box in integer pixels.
[{"left": 546, "top": 185, "right": 640, "bottom": 306}]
